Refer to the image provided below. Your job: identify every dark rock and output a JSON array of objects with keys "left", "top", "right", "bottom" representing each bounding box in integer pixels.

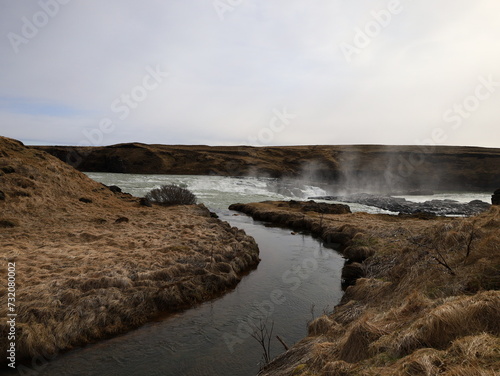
[
  {"left": 108, "top": 185, "right": 122, "bottom": 193},
  {"left": 209, "top": 211, "right": 219, "bottom": 218},
  {"left": 0, "top": 190, "right": 5, "bottom": 200},
  {"left": 79, "top": 197, "right": 93, "bottom": 203},
  {"left": 310, "top": 193, "right": 491, "bottom": 216},
  {"left": 139, "top": 197, "right": 152, "bottom": 207},
  {"left": 115, "top": 217, "right": 129, "bottom": 224},
  {"left": 492, "top": 189, "right": 500, "bottom": 205},
  {"left": 1, "top": 166, "right": 15, "bottom": 174}
]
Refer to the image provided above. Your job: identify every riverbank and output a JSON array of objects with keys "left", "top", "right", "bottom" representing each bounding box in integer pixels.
[
  {"left": 0, "top": 136, "right": 260, "bottom": 367},
  {"left": 229, "top": 201, "right": 500, "bottom": 375}
]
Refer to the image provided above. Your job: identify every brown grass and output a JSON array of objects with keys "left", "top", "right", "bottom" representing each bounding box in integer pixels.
[
  {"left": 235, "top": 202, "right": 500, "bottom": 376},
  {"left": 0, "top": 136, "right": 260, "bottom": 363}
]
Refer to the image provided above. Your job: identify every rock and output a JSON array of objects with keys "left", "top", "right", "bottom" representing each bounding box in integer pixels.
[
  {"left": 115, "top": 217, "right": 129, "bottom": 224},
  {"left": 492, "top": 189, "right": 500, "bottom": 205},
  {"left": 310, "top": 193, "right": 491, "bottom": 216},
  {"left": 0, "top": 190, "right": 5, "bottom": 200},
  {"left": 139, "top": 197, "right": 152, "bottom": 207},
  {"left": 79, "top": 197, "right": 93, "bottom": 203},
  {"left": 108, "top": 185, "right": 122, "bottom": 193}
]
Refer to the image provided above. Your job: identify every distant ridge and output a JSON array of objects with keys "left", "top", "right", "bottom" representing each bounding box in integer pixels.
[{"left": 33, "top": 143, "right": 500, "bottom": 192}]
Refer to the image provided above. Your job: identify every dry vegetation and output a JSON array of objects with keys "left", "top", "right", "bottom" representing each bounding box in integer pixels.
[
  {"left": 0, "top": 136, "right": 259, "bottom": 364},
  {"left": 230, "top": 201, "right": 499, "bottom": 375}
]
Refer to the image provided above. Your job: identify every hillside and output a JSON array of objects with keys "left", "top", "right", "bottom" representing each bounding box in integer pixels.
[
  {"left": 34, "top": 144, "right": 500, "bottom": 192},
  {"left": 0, "top": 136, "right": 259, "bottom": 366}
]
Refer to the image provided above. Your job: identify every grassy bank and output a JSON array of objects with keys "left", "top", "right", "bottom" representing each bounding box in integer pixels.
[
  {"left": 0, "top": 136, "right": 260, "bottom": 366},
  {"left": 230, "top": 201, "right": 500, "bottom": 375}
]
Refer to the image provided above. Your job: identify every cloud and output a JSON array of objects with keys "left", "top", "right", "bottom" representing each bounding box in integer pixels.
[{"left": 0, "top": 0, "right": 499, "bottom": 147}]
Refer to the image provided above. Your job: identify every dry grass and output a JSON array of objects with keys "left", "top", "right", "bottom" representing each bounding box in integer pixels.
[
  {"left": 239, "top": 202, "right": 500, "bottom": 376},
  {"left": 0, "top": 136, "right": 260, "bottom": 363}
]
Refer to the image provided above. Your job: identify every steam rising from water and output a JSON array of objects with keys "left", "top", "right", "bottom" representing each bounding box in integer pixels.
[{"left": 293, "top": 147, "right": 444, "bottom": 195}]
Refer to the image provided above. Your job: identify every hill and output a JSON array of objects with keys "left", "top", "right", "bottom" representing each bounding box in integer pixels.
[{"left": 0, "top": 136, "right": 259, "bottom": 367}]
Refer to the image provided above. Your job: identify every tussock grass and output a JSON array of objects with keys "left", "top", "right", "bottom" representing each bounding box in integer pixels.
[
  {"left": 247, "top": 202, "right": 500, "bottom": 376},
  {"left": 339, "top": 316, "right": 389, "bottom": 363}
]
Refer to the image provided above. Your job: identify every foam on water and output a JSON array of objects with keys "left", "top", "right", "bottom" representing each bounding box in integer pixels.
[
  {"left": 85, "top": 173, "right": 328, "bottom": 211},
  {"left": 85, "top": 173, "right": 491, "bottom": 215}
]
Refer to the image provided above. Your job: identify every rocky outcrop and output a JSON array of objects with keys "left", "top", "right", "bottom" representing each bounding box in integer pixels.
[
  {"left": 310, "top": 193, "right": 491, "bottom": 216},
  {"left": 33, "top": 144, "right": 500, "bottom": 192},
  {"left": 492, "top": 189, "right": 500, "bottom": 205}
]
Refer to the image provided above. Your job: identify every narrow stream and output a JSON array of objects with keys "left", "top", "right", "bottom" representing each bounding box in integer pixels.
[{"left": 33, "top": 210, "right": 344, "bottom": 376}]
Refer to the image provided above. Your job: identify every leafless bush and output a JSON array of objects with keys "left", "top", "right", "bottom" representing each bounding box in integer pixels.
[{"left": 145, "top": 184, "right": 196, "bottom": 206}]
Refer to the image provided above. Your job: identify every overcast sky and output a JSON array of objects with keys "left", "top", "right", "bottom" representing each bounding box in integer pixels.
[{"left": 1, "top": 1, "right": 499, "bottom": 147}]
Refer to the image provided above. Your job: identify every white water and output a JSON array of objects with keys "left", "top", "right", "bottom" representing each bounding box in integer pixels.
[{"left": 85, "top": 172, "right": 491, "bottom": 215}]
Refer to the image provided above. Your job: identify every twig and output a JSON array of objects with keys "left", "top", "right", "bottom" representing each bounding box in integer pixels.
[
  {"left": 464, "top": 222, "right": 476, "bottom": 260},
  {"left": 409, "top": 237, "right": 455, "bottom": 275},
  {"left": 276, "top": 335, "right": 289, "bottom": 351},
  {"left": 250, "top": 319, "right": 274, "bottom": 366}
]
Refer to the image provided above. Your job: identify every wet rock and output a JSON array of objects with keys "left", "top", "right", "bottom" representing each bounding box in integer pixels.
[
  {"left": 492, "top": 189, "right": 500, "bottom": 205},
  {"left": 108, "top": 185, "right": 122, "bottom": 193},
  {"left": 310, "top": 193, "right": 491, "bottom": 216},
  {"left": 79, "top": 197, "right": 93, "bottom": 203}
]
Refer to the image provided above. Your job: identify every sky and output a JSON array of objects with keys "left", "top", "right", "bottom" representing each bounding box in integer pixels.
[{"left": 0, "top": 0, "right": 499, "bottom": 147}]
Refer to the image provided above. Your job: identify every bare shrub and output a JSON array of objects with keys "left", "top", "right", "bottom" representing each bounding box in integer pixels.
[{"left": 145, "top": 184, "right": 196, "bottom": 206}]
